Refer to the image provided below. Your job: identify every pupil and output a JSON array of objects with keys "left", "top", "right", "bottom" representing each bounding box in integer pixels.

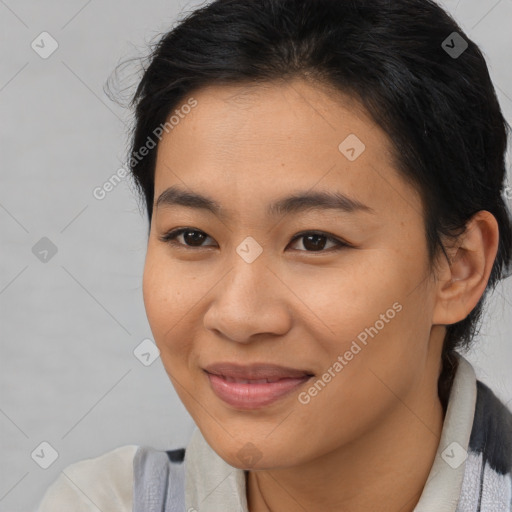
[
  {"left": 184, "top": 230, "right": 205, "bottom": 246},
  {"left": 304, "top": 234, "right": 326, "bottom": 251}
]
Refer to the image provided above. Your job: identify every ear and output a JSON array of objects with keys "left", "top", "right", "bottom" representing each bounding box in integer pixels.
[{"left": 432, "top": 210, "right": 500, "bottom": 326}]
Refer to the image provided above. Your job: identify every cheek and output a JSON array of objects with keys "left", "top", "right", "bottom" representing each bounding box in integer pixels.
[
  {"left": 142, "top": 256, "right": 168, "bottom": 333},
  {"left": 142, "top": 246, "right": 211, "bottom": 385},
  {"left": 300, "top": 248, "right": 432, "bottom": 383},
  {"left": 142, "top": 250, "right": 189, "bottom": 349},
  {"left": 289, "top": 252, "right": 406, "bottom": 341}
]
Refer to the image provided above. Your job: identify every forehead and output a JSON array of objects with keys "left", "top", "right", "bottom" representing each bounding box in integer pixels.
[
  {"left": 165, "top": 79, "right": 380, "bottom": 147},
  {"left": 153, "top": 79, "right": 422, "bottom": 220}
]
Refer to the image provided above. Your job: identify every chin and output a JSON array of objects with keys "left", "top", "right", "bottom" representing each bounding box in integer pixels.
[{"left": 203, "top": 430, "right": 299, "bottom": 471}]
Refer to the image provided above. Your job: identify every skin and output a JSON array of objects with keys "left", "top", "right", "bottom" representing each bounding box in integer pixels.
[{"left": 142, "top": 77, "right": 499, "bottom": 512}]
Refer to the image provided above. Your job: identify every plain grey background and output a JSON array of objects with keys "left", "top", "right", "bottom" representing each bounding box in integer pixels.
[{"left": 1, "top": 0, "right": 511, "bottom": 510}]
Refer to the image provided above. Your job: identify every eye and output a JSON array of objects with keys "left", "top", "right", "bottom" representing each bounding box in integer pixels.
[
  {"left": 287, "top": 231, "right": 349, "bottom": 252},
  {"left": 159, "top": 227, "right": 350, "bottom": 253},
  {"left": 159, "top": 227, "right": 217, "bottom": 248}
]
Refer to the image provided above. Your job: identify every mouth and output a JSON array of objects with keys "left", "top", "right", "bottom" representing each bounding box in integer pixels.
[
  {"left": 203, "top": 362, "right": 315, "bottom": 409},
  {"left": 203, "top": 362, "right": 314, "bottom": 380}
]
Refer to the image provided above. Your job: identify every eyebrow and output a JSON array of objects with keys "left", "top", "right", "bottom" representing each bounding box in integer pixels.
[{"left": 154, "top": 185, "right": 376, "bottom": 218}]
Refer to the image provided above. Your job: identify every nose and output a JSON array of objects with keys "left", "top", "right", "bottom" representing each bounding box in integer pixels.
[{"left": 202, "top": 257, "right": 292, "bottom": 344}]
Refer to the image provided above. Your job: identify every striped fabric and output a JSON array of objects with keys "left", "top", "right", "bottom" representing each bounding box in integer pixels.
[
  {"left": 456, "top": 382, "right": 512, "bottom": 511},
  {"left": 133, "top": 446, "right": 186, "bottom": 511}
]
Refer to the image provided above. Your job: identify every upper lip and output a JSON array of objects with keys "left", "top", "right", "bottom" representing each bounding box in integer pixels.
[{"left": 203, "top": 362, "right": 314, "bottom": 380}]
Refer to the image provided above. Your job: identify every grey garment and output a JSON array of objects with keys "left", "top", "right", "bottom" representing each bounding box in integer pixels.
[
  {"left": 454, "top": 380, "right": 512, "bottom": 512},
  {"left": 133, "top": 446, "right": 186, "bottom": 512}
]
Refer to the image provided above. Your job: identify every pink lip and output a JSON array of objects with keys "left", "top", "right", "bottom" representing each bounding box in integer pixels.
[
  {"left": 203, "top": 362, "right": 314, "bottom": 409},
  {"left": 205, "top": 373, "right": 312, "bottom": 409}
]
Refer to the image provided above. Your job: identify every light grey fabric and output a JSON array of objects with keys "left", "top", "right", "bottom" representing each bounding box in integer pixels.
[
  {"left": 133, "top": 446, "right": 186, "bottom": 512},
  {"left": 456, "top": 452, "right": 512, "bottom": 512}
]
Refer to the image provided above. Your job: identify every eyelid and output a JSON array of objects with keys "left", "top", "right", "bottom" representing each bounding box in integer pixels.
[
  {"left": 158, "top": 227, "right": 351, "bottom": 252},
  {"left": 289, "top": 230, "right": 351, "bottom": 251},
  {"left": 158, "top": 227, "right": 218, "bottom": 248}
]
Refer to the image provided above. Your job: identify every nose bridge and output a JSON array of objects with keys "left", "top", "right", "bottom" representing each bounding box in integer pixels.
[
  {"left": 222, "top": 240, "right": 271, "bottom": 308},
  {"left": 203, "top": 241, "right": 291, "bottom": 341}
]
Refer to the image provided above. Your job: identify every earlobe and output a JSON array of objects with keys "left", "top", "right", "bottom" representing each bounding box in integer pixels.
[{"left": 432, "top": 211, "right": 499, "bottom": 326}]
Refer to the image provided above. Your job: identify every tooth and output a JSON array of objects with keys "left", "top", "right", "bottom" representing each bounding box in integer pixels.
[{"left": 221, "top": 377, "right": 279, "bottom": 384}]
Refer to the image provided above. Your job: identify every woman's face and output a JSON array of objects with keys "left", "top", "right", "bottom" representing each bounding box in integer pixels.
[{"left": 143, "top": 78, "right": 444, "bottom": 469}]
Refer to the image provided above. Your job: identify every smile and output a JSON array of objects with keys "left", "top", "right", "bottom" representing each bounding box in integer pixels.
[{"left": 204, "top": 370, "right": 313, "bottom": 409}]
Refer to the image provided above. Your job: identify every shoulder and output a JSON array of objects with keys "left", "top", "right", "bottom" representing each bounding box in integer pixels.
[{"left": 36, "top": 444, "right": 139, "bottom": 512}]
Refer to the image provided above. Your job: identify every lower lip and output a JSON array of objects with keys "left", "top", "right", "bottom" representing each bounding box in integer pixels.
[{"left": 205, "top": 372, "right": 312, "bottom": 409}]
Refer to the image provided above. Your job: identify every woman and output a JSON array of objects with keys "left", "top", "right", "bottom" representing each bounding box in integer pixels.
[{"left": 37, "top": 0, "right": 512, "bottom": 510}]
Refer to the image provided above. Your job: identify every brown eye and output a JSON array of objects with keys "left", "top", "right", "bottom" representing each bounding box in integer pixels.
[
  {"left": 288, "top": 231, "right": 349, "bottom": 252},
  {"left": 159, "top": 228, "right": 217, "bottom": 247}
]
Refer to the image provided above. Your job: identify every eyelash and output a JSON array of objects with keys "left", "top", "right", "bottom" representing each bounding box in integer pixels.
[{"left": 158, "top": 227, "right": 350, "bottom": 253}]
